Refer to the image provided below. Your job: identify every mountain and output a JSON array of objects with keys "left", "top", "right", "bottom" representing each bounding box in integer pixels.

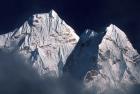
[
  {"left": 0, "top": 10, "right": 79, "bottom": 78},
  {"left": 0, "top": 10, "right": 140, "bottom": 93},
  {"left": 64, "top": 29, "right": 104, "bottom": 79},
  {"left": 83, "top": 24, "right": 140, "bottom": 93}
]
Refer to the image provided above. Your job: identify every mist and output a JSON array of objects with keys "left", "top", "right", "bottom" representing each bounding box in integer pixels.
[
  {"left": 0, "top": 50, "right": 140, "bottom": 94},
  {"left": 0, "top": 50, "right": 85, "bottom": 94}
]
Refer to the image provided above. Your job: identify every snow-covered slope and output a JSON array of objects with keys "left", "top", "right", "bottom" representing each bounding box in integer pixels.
[
  {"left": 0, "top": 10, "right": 79, "bottom": 77},
  {"left": 84, "top": 24, "right": 140, "bottom": 93}
]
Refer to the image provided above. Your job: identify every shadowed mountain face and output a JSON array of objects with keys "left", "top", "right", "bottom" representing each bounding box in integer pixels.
[{"left": 64, "top": 30, "right": 104, "bottom": 80}]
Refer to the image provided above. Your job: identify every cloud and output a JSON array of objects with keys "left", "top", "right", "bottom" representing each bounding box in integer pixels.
[
  {"left": 0, "top": 51, "right": 85, "bottom": 94},
  {"left": 0, "top": 50, "right": 140, "bottom": 94},
  {"left": 0, "top": 51, "right": 41, "bottom": 94}
]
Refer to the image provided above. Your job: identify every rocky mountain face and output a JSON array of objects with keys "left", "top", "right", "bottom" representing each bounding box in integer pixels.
[
  {"left": 83, "top": 24, "right": 140, "bottom": 93},
  {"left": 0, "top": 10, "right": 79, "bottom": 78},
  {"left": 0, "top": 10, "right": 140, "bottom": 93}
]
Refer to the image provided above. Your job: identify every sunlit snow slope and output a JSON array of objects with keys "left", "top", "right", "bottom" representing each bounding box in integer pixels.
[
  {"left": 0, "top": 10, "right": 79, "bottom": 77},
  {"left": 84, "top": 24, "right": 140, "bottom": 93}
]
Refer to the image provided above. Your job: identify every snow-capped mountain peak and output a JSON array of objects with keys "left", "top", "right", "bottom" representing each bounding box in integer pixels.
[
  {"left": 84, "top": 24, "right": 140, "bottom": 93},
  {"left": 104, "top": 24, "right": 129, "bottom": 46},
  {"left": 80, "top": 29, "right": 98, "bottom": 43},
  {"left": 50, "top": 9, "right": 58, "bottom": 18},
  {"left": 0, "top": 10, "right": 79, "bottom": 77}
]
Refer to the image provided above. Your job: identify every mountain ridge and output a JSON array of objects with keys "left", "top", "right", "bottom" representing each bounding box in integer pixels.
[
  {"left": 84, "top": 24, "right": 140, "bottom": 93},
  {"left": 0, "top": 10, "right": 140, "bottom": 94},
  {"left": 0, "top": 10, "right": 79, "bottom": 77}
]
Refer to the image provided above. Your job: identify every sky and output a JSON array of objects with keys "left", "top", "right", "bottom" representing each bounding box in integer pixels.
[{"left": 0, "top": 0, "right": 140, "bottom": 51}]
